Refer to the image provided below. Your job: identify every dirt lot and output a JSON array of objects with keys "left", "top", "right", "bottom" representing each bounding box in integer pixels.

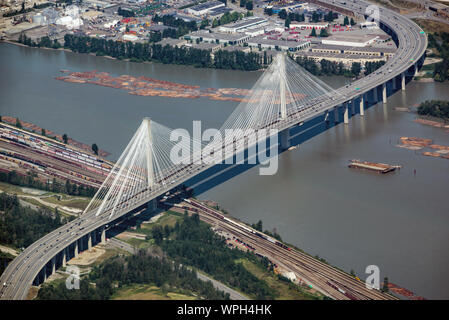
[{"left": 67, "top": 246, "right": 106, "bottom": 266}]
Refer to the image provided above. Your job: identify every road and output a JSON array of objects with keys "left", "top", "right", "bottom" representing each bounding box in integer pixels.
[{"left": 0, "top": 0, "right": 427, "bottom": 300}]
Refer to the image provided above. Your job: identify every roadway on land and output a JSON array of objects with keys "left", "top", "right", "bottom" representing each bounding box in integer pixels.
[{"left": 0, "top": 0, "right": 427, "bottom": 300}]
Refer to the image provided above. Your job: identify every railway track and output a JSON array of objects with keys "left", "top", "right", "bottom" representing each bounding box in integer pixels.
[{"left": 176, "top": 199, "right": 397, "bottom": 300}]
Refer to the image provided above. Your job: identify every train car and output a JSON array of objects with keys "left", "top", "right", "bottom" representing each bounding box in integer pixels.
[{"left": 255, "top": 232, "right": 268, "bottom": 240}]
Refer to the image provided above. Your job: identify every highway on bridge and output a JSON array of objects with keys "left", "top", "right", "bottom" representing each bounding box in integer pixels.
[{"left": 0, "top": 0, "right": 427, "bottom": 300}]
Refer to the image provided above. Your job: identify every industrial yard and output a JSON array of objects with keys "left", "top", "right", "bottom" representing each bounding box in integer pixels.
[
  {"left": 1, "top": 0, "right": 402, "bottom": 71},
  {"left": 0, "top": 121, "right": 112, "bottom": 192}
]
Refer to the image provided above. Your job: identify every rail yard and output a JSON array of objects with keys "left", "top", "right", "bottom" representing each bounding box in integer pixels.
[
  {"left": 165, "top": 198, "right": 397, "bottom": 300},
  {"left": 0, "top": 122, "right": 112, "bottom": 189}
]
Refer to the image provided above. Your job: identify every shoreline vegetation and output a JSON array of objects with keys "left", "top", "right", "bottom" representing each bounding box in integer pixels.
[
  {"left": 417, "top": 100, "right": 449, "bottom": 122},
  {"left": 4, "top": 33, "right": 379, "bottom": 77},
  {"left": 0, "top": 115, "right": 109, "bottom": 157},
  {"left": 37, "top": 213, "right": 321, "bottom": 300}
]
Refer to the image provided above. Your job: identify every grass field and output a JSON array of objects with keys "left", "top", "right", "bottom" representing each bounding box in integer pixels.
[
  {"left": 91, "top": 247, "right": 129, "bottom": 267},
  {"left": 236, "top": 258, "right": 321, "bottom": 300},
  {"left": 112, "top": 284, "right": 197, "bottom": 300},
  {"left": 41, "top": 195, "right": 90, "bottom": 210},
  {"left": 0, "top": 181, "right": 31, "bottom": 195},
  {"left": 413, "top": 18, "right": 449, "bottom": 34}
]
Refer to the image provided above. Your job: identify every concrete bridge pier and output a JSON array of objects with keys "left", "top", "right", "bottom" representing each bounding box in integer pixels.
[
  {"left": 51, "top": 257, "right": 56, "bottom": 276},
  {"left": 414, "top": 62, "right": 419, "bottom": 77},
  {"left": 350, "top": 99, "right": 355, "bottom": 116},
  {"left": 324, "top": 110, "right": 330, "bottom": 123},
  {"left": 280, "top": 129, "right": 290, "bottom": 150},
  {"left": 42, "top": 266, "right": 47, "bottom": 283},
  {"left": 147, "top": 199, "right": 157, "bottom": 214},
  {"left": 88, "top": 232, "right": 92, "bottom": 250},
  {"left": 373, "top": 86, "right": 378, "bottom": 103},
  {"left": 74, "top": 240, "right": 79, "bottom": 258},
  {"left": 392, "top": 77, "right": 397, "bottom": 91},
  {"left": 62, "top": 248, "right": 67, "bottom": 268},
  {"left": 334, "top": 106, "right": 340, "bottom": 123},
  {"left": 343, "top": 102, "right": 349, "bottom": 124},
  {"left": 382, "top": 83, "right": 387, "bottom": 104},
  {"left": 401, "top": 72, "right": 406, "bottom": 91},
  {"left": 101, "top": 227, "right": 106, "bottom": 244},
  {"left": 359, "top": 95, "right": 365, "bottom": 116}
]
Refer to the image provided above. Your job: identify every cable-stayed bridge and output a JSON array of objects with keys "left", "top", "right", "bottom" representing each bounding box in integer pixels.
[
  {"left": 85, "top": 53, "right": 343, "bottom": 221},
  {"left": 0, "top": 0, "right": 427, "bottom": 300}
]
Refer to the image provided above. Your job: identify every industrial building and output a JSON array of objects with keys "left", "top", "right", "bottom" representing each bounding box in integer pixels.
[
  {"left": 185, "top": 30, "right": 250, "bottom": 45},
  {"left": 295, "top": 51, "right": 386, "bottom": 67},
  {"left": 289, "top": 22, "right": 329, "bottom": 30},
  {"left": 186, "top": 1, "right": 225, "bottom": 16},
  {"left": 311, "top": 44, "right": 396, "bottom": 58},
  {"left": 208, "top": 6, "right": 233, "bottom": 19},
  {"left": 360, "top": 21, "right": 379, "bottom": 30},
  {"left": 218, "top": 17, "right": 268, "bottom": 33},
  {"left": 247, "top": 37, "right": 311, "bottom": 52},
  {"left": 321, "top": 34, "right": 379, "bottom": 47},
  {"left": 187, "top": 42, "right": 222, "bottom": 52},
  {"left": 157, "top": 38, "right": 188, "bottom": 48}
]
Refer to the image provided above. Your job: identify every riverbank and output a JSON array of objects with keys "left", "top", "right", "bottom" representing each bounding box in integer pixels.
[
  {"left": 0, "top": 116, "right": 110, "bottom": 157},
  {"left": 2, "top": 42, "right": 449, "bottom": 298}
]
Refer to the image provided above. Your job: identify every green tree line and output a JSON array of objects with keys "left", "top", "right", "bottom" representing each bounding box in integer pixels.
[
  {"left": 0, "top": 170, "right": 97, "bottom": 197},
  {"left": 63, "top": 34, "right": 264, "bottom": 70},
  {"left": 296, "top": 56, "right": 379, "bottom": 77},
  {"left": 18, "top": 33, "right": 61, "bottom": 49},
  {"left": 161, "top": 213, "right": 277, "bottom": 299},
  {"left": 427, "top": 32, "right": 449, "bottom": 82},
  {"left": 37, "top": 250, "right": 229, "bottom": 300},
  {"left": 0, "top": 193, "right": 67, "bottom": 249},
  {"left": 417, "top": 100, "right": 449, "bottom": 120}
]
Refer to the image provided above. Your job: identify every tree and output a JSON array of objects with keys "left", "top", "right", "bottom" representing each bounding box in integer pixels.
[
  {"left": 310, "top": 28, "right": 317, "bottom": 37},
  {"left": 285, "top": 18, "right": 290, "bottom": 28},
  {"left": 350, "top": 17, "right": 356, "bottom": 26},
  {"left": 92, "top": 143, "right": 99, "bottom": 155},
  {"left": 311, "top": 11, "right": 321, "bottom": 22},
  {"left": 15, "top": 118, "right": 22, "bottom": 129},
  {"left": 351, "top": 62, "right": 361, "bottom": 76},
  {"left": 152, "top": 225, "right": 164, "bottom": 245},
  {"left": 382, "top": 277, "right": 389, "bottom": 292},
  {"left": 62, "top": 134, "right": 68, "bottom": 144},
  {"left": 264, "top": 7, "right": 273, "bottom": 16},
  {"left": 278, "top": 9, "right": 287, "bottom": 20},
  {"left": 344, "top": 16, "right": 350, "bottom": 26},
  {"left": 319, "top": 28, "right": 329, "bottom": 37},
  {"left": 245, "top": 1, "right": 253, "bottom": 10}
]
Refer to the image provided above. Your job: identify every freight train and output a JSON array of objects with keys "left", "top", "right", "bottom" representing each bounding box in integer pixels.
[
  {"left": 181, "top": 199, "right": 292, "bottom": 252},
  {"left": 0, "top": 125, "right": 113, "bottom": 175},
  {"left": 326, "top": 280, "right": 358, "bottom": 300}
]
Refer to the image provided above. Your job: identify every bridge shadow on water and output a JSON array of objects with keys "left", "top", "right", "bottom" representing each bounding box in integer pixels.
[{"left": 183, "top": 72, "right": 417, "bottom": 197}]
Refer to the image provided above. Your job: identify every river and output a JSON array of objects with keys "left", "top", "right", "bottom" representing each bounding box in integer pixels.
[{"left": 1, "top": 43, "right": 448, "bottom": 299}]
